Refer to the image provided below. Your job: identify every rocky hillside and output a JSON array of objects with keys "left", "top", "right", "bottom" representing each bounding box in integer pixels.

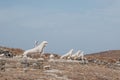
[
  {"left": 0, "top": 46, "right": 120, "bottom": 62},
  {"left": 0, "top": 46, "right": 24, "bottom": 56},
  {"left": 0, "top": 46, "right": 120, "bottom": 80},
  {"left": 86, "top": 50, "right": 120, "bottom": 63}
]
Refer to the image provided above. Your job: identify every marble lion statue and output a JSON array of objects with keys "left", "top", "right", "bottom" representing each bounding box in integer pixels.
[
  {"left": 71, "top": 50, "right": 81, "bottom": 60},
  {"left": 60, "top": 49, "right": 73, "bottom": 59},
  {"left": 77, "top": 51, "right": 84, "bottom": 61},
  {"left": 23, "top": 41, "right": 48, "bottom": 57}
]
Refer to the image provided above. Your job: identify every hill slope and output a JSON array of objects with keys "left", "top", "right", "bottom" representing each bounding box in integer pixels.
[
  {"left": 0, "top": 46, "right": 24, "bottom": 55},
  {"left": 86, "top": 50, "right": 120, "bottom": 63}
]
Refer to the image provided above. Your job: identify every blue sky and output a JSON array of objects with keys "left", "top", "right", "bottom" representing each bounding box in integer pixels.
[{"left": 0, "top": 0, "right": 120, "bottom": 54}]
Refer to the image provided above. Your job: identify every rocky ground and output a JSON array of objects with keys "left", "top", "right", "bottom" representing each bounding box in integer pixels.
[
  {"left": 0, "top": 46, "right": 120, "bottom": 80},
  {"left": 0, "top": 58, "right": 120, "bottom": 80}
]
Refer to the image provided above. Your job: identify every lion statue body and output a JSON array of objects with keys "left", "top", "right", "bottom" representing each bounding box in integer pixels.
[
  {"left": 23, "top": 41, "right": 48, "bottom": 57},
  {"left": 71, "top": 50, "right": 81, "bottom": 60},
  {"left": 60, "top": 49, "right": 73, "bottom": 59}
]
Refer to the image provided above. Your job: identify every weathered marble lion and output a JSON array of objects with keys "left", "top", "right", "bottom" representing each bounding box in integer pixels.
[
  {"left": 23, "top": 41, "right": 48, "bottom": 58},
  {"left": 60, "top": 49, "right": 73, "bottom": 59}
]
